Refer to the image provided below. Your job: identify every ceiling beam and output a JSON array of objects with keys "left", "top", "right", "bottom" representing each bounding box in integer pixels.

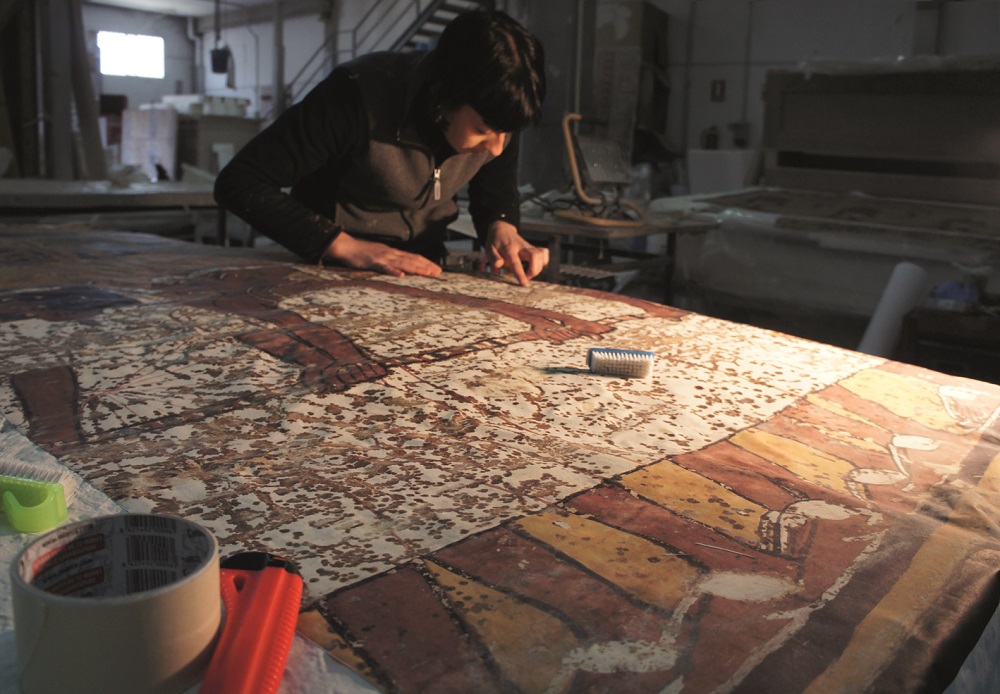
[{"left": 193, "top": 0, "right": 329, "bottom": 35}]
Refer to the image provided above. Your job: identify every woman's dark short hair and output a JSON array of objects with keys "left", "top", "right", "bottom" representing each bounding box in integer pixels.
[{"left": 428, "top": 10, "right": 546, "bottom": 132}]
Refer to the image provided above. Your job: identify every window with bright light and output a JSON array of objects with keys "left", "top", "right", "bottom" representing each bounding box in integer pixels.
[{"left": 97, "top": 31, "right": 165, "bottom": 79}]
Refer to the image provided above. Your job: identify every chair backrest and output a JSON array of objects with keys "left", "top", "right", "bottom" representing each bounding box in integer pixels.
[{"left": 574, "top": 134, "right": 632, "bottom": 188}]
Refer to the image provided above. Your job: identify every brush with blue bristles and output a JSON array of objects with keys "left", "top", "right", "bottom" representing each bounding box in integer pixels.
[{"left": 587, "top": 348, "right": 655, "bottom": 379}]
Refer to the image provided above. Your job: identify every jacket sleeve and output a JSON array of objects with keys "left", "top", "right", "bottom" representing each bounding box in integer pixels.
[
  {"left": 213, "top": 71, "right": 363, "bottom": 263},
  {"left": 466, "top": 130, "right": 522, "bottom": 245}
]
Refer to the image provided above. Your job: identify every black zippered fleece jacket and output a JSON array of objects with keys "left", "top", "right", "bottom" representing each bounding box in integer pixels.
[{"left": 214, "top": 51, "right": 521, "bottom": 264}]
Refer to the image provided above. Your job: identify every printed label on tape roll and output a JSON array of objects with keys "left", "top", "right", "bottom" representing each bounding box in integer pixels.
[{"left": 11, "top": 513, "right": 221, "bottom": 694}]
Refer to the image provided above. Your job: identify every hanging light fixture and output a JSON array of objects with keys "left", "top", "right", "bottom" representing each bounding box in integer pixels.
[{"left": 210, "top": 0, "right": 232, "bottom": 74}]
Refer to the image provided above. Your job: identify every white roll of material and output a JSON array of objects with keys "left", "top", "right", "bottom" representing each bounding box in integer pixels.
[
  {"left": 857, "top": 261, "right": 930, "bottom": 357},
  {"left": 11, "top": 513, "right": 221, "bottom": 694}
]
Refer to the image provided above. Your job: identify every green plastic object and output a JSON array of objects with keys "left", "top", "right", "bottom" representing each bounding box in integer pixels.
[{"left": 0, "top": 474, "right": 67, "bottom": 533}]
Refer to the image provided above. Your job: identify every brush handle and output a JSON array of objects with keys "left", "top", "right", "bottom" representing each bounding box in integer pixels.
[{"left": 200, "top": 552, "right": 303, "bottom": 694}]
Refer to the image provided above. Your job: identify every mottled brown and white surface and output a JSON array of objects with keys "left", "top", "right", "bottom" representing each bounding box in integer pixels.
[{"left": 2, "top": 225, "right": 999, "bottom": 693}]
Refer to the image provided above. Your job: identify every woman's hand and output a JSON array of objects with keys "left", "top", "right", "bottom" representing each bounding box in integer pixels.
[
  {"left": 325, "top": 232, "right": 442, "bottom": 278},
  {"left": 487, "top": 220, "right": 549, "bottom": 287}
]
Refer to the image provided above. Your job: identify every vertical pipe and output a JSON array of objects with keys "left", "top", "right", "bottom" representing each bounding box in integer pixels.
[
  {"left": 573, "top": 0, "right": 584, "bottom": 114},
  {"left": 272, "top": 0, "right": 285, "bottom": 115},
  {"left": 934, "top": 0, "right": 946, "bottom": 55},
  {"left": 34, "top": 0, "right": 47, "bottom": 177},
  {"left": 68, "top": 0, "right": 106, "bottom": 179},
  {"left": 248, "top": 22, "right": 260, "bottom": 118},
  {"left": 680, "top": 0, "right": 696, "bottom": 152},
  {"left": 187, "top": 17, "right": 203, "bottom": 95},
  {"left": 42, "top": 0, "right": 74, "bottom": 179},
  {"left": 740, "top": 1, "right": 753, "bottom": 125}
]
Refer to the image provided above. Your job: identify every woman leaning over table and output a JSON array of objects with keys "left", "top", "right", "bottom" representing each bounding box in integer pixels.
[{"left": 214, "top": 9, "right": 549, "bottom": 287}]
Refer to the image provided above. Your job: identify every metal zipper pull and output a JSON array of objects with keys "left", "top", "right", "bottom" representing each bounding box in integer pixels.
[{"left": 433, "top": 168, "right": 441, "bottom": 201}]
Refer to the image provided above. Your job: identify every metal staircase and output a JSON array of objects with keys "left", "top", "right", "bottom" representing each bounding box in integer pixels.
[
  {"left": 388, "top": 0, "right": 494, "bottom": 52},
  {"left": 280, "top": 0, "right": 493, "bottom": 117}
]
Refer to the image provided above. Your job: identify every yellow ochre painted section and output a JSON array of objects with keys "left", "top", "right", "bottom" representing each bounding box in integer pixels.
[
  {"left": 805, "top": 394, "right": 889, "bottom": 452},
  {"left": 839, "top": 369, "right": 959, "bottom": 433},
  {"left": 732, "top": 428, "right": 854, "bottom": 495},
  {"left": 513, "top": 509, "right": 698, "bottom": 611},
  {"left": 621, "top": 461, "right": 764, "bottom": 545},
  {"left": 807, "top": 393, "right": 885, "bottom": 433},
  {"left": 805, "top": 448, "right": 1000, "bottom": 692},
  {"left": 297, "top": 609, "right": 377, "bottom": 684},
  {"left": 425, "top": 559, "right": 578, "bottom": 693}
]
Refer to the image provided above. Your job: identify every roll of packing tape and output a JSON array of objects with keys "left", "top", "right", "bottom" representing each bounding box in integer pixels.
[{"left": 11, "top": 513, "right": 221, "bottom": 694}]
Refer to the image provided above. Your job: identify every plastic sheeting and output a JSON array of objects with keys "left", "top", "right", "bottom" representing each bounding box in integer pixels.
[{"left": 656, "top": 193, "right": 999, "bottom": 319}]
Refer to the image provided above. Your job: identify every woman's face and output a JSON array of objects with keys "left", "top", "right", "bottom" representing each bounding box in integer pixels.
[{"left": 442, "top": 105, "right": 508, "bottom": 157}]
